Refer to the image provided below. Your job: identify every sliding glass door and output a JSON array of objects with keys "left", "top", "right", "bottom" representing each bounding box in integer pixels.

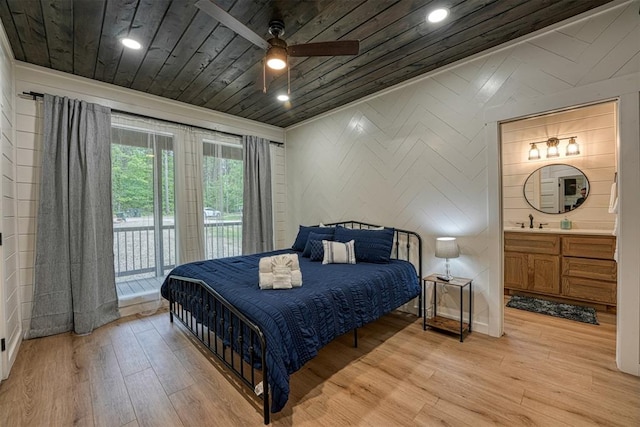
[
  {"left": 202, "top": 138, "right": 243, "bottom": 259},
  {"left": 111, "top": 126, "right": 175, "bottom": 284}
]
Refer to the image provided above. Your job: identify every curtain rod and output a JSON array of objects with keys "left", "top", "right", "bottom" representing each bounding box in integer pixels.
[{"left": 20, "top": 91, "right": 283, "bottom": 146}]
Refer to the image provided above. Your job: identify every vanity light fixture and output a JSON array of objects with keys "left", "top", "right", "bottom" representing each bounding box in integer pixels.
[
  {"left": 546, "top": 137, "right": 560, "bottom": 158},
  {"left": 528, "top": 143, "right": 541, "bottom": 160},
  {"left": 566, "top": 137, "right": 580, "bottom": 156},
  {"left": 527, "top": 136, "right": 579, "bottom": 160}
]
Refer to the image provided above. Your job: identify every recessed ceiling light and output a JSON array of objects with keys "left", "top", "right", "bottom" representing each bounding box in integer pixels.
[
  {"left": 427, "top": 8, "right": 449, "bottom": 23},
  {"left": 277, "top": 94, "right": 290, "bottom": 102},
  {"left": 121, "top": 38, "right": 142, "bottom": 50}
]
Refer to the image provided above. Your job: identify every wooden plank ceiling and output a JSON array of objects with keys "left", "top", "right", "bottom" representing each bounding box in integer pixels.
[{"left": 0, "top": 0, "right": 613, "bottom": 128}]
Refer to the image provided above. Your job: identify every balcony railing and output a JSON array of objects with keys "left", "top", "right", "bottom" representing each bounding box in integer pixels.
[
  {"left": 204, "top": 220, "right": 243, "bottom": 260},
  {"left": 113, "top": 220, "right": 242, "bottom": 278}
]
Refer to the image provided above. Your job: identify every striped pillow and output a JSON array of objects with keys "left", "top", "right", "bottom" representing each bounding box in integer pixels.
[{"left": 322, "top": 240, "right": 356, "bottom": 265}]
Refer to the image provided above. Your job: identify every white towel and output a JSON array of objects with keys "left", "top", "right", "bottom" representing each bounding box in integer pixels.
[
  {"left": 291, "top": 270, "right": 302, "bottom": 287},
  {"left": 258, "top": 253, "right": 302, "bottom": 289},
  {"left": 284, "top": 253, "right": 300, "bottom": 271},
  {"left": 259, "top": 272, "right": 274, "bottom": 290},
  {"left": 272, "top": 265, "right": 293, "bottom": 289},
  {"left": 259, "top": 257, "right": 272, "bottom": 273}
]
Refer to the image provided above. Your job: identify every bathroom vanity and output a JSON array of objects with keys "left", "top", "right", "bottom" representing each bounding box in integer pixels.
[{"left": 504, "top": 230, "right": 617, "bottom": 311}]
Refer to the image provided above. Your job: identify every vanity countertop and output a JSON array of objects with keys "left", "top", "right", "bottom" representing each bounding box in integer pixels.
[{"left": 504, "top": 227, "right": 614, "bottom": 236}]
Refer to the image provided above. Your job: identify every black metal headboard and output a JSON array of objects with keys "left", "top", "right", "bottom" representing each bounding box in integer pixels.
[{"left": 322, "top": 220, "right": 422, "bottom": 279}]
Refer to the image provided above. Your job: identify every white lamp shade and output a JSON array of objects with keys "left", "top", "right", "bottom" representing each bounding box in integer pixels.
[{"left": 435, "top": 237, "right": 459, "bottom": 259}]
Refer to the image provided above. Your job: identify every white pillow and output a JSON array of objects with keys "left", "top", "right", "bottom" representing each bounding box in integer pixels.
[{"left": 322, "top": 240, "right": 356, "bottom": 264}]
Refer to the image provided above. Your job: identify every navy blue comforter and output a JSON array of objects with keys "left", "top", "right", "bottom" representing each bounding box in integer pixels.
[{"left": 161, "top": 249, "right": 420, "bottom": 413}]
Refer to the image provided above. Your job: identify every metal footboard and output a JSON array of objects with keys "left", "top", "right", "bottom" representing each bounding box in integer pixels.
[{"left": 167, "top": 275, "right": 270, "bottom": 424}]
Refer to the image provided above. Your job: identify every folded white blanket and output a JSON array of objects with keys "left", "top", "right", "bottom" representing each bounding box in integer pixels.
[{"left": 259, "top": 254, "right": 302, "bottom": 289}]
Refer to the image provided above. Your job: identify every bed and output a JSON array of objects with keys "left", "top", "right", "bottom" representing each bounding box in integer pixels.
[{"left": 161, "top": 220, "right": 422, "bottom": 424}]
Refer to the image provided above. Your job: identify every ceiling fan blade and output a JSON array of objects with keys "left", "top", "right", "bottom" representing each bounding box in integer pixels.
[
  {"left": 288, "top": 41, "right": 359, "bottom": 57},
  {"left": 195, "top": 0, "right": 270, "bottom": 50}
]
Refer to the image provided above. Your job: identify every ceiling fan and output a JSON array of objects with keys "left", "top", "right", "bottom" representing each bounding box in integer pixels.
[{"left": 195, "top": 0, "right": 359, "bottom": 95}]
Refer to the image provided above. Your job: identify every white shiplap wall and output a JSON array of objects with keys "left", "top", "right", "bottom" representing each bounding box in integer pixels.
[
  {"left": 14, "top": 96, "right": 40, "bottom": 338},
  {"left": 0, "top": 20, "right": 19, "bottom": 378},
  {"left": 271, "top": 143, "right": 287, "bottom": 249},
  {"left": 13, "top": 63, "right": 285, "bottom": 333},
  {"left": 502, "top": 101, "right": 617, "bottom": 230},
  {"left": 284, "top": 2, "right": 639, "bottom": 339}
]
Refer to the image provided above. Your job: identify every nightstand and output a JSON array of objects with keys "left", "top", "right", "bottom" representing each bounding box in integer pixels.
[{"left": 423, "top": 274, "right": 472, "bottom": 342}]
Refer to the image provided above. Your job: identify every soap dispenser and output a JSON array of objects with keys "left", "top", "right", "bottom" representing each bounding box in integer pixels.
[{"left": 561, "top": 217, "right": 572, "bottom": 230}]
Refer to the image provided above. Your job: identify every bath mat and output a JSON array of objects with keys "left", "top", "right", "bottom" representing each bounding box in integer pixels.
[{"left": 506, "top": 295, "right": 599, "bottom": 325}]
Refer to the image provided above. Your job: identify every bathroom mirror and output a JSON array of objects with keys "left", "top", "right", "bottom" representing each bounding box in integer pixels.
[{"left": 523, "top": 164, "right": 589, "bottom": 214}]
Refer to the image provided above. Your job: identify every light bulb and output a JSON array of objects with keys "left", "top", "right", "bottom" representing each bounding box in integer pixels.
[
  {"left": 566, "top": 137, "right": 580, "bottom": 156},
  {"left": 528, "top": 143, "right": 540, "bottom": 160},
  {"left": 266, "top": 57, "right": 286, "bottom": 70},
  {"left": 121, "top": 38, "right": 141, "bottom": 50},
  {"left": 427, "top": 8, "right": 449, "bottom": 23}
]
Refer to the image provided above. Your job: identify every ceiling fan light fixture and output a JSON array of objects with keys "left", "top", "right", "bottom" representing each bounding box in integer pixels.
[
  {"left": 121, "top": 38, "right": 141, "bottom": 50},
  {"left": 427, "top": 8, "right": 449, "bottom": 23},
  {"left": 266, "top": 46, "right": 287, "bottom": 70}
]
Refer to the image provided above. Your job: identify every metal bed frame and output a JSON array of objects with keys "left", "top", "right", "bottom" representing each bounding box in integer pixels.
[{"left": 166, "top": 220, "right": 422, "bottom": 424}]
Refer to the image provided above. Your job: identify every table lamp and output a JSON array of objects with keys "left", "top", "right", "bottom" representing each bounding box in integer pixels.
[{"left": 435, "top": 237, "right": 459, "bottom": 281}]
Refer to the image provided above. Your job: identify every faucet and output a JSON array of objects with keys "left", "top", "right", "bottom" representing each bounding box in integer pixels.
[{"left": 529, "top": 214, "right": 534, "bottom": 229}]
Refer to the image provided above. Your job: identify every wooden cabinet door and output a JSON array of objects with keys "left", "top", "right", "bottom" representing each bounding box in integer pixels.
[
  {"left": 505, "top": 252, "right": 528, "bottom": 290},
  {"left": 529, "top": 254, "right": 560, "bottom": 294}
]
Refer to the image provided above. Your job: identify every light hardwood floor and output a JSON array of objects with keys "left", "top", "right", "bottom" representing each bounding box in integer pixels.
[{"left": 1, "top": 305, "right": 638, "bottom": 426}]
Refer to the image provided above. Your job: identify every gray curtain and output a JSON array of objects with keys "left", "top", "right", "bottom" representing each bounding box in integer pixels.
[
  {"left": 28, "top": 94, "right": 119, "bottom": 338},
  {"left": 242, "top": 135, "right": 273, "bottom": 254}
]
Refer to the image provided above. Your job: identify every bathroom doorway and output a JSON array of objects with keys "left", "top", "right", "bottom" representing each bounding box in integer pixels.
[{"left": 500, "top": 101, "right": 618, "bottom": 324}]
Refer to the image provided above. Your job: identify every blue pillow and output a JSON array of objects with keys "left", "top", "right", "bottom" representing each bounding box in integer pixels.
[
  {"left": 302, "top": 231, "right": 334, "bottom": 257},
  {"left": 309, "top": 240, "right": 325, "bottom": 261},
  {"left": 334, "top": 226, "right": 395, "bottom": 263},
  {"left": 291, "top": 225, "right": 335, "bottom": 251}
]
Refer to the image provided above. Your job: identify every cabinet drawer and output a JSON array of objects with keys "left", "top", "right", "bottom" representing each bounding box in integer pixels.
[
  {"left": 504, "top": 232, "right": 560, "bottom": 255},
  {"left": 562, "top": 277, "right": 617, "bottom": 304},
  {"left": 562, "top": 257, "right": 617, "bottom": 281},
  {"left": 562, "top": 236, "right": 616, "bottom": 259}
]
